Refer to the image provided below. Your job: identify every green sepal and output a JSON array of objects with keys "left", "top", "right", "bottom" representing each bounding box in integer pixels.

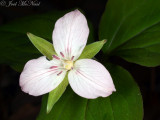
[
  {"left": 27, "top": 33, "right": 56, "bottom": 60},
  {"left": 47, "top": 74, "right": 69, "bottom": 114},
  {"left": 79, "top": 39, "right": 106, "bottom": 59}
]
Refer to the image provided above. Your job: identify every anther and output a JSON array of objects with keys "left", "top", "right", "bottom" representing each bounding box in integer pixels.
[
  {"left": 60, "top": 52, "right": 64, "bottom": 58},
  {"left": 52, "top": 55, "right": 60, "bottom": 60},
  {"left": 57, "top": 71, "right": 62, "bottom": 76},
  {"left": 50, "top": 66, "right": 58, "bottom": 69},
  {"left": 71, "top": 56, "right": 74, "bottom": 61}
]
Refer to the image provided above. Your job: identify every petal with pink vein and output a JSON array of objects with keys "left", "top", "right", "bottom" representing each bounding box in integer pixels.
[
  {"left": 52, "top": 9, "right": 89, "bottom": 61},
  {"left": 20, "top": 56, "right": 66, "bottom": 96},
  {"left": 68, "top": 59, "right": 116, "bottom": 99}
]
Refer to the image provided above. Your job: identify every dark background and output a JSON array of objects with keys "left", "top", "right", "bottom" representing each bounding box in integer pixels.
[{"left": 0, "top": 0, "right": 160, "bottom": 120}]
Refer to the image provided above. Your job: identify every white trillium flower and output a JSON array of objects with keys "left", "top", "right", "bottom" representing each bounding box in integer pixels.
[{"left": 20, "top": 10, "right": 116, "bottom": 99}]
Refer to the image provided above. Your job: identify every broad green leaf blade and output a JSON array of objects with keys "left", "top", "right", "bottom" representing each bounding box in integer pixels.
[
  {"left": 27, "top": 33, "right": 56, "bottom": 60},
  {"left": 79, "top": 40, "right": 106, "bottom": 59},
  {"left": 99, "top": 0, "right": 160, "bottom": 66},
  {"left": 114, "top": 23, "right": 160, "bottom": 67},
  {"left": 47, "top": 74, "right": 69, "bottom": 114},
  {"left": 37, "top": 64, "right": 143, "bottom": 120},
  {"left": 37, "top": 88, "right": 88, "bottom": 120}
]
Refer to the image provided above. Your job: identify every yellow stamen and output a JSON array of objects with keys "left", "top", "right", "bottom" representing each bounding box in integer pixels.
[{"left": 64, "top": 60, "right": 73, "bottom": 70}]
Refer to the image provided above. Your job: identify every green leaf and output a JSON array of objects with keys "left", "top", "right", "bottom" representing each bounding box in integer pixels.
[
  {"left": 79, "top": 40, "right": 106, "bottom": 59},
  {"left": 114, "top": 23, "right": 160, "bottom": 67},
  {"left": 37, "top": 64, "right": 143, "bottom": 120},
  {"left": 27, "top": 33, "right": 56, "bottom": 60},
  {"left": 47, "top": 74, "right": 69, "bottom": 114},
  {"left": 99, "top": 0, "right": 160, "bottom": 66}
]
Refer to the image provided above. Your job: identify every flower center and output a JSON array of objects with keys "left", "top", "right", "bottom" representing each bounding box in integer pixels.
[{"left": 63, "top": 60, "right": 73, "bottom": 70}]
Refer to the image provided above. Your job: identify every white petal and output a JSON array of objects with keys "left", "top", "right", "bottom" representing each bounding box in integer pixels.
[
  {"left": 52, "top": 9, "right": 89, "bottom": 61},
  {"left": 68, "top": 59, "right": 116, "bottom": 99},
  {"left": 19, "top": 56, "right": 66, "bottom": 96}
]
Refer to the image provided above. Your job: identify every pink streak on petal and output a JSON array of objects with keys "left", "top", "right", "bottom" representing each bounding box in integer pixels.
[
  {"left": 76, "top": 69, "right": 114, "bottom": 92},
  {"left": 67, "top": 47, "right": 69, "bottom": 53},
  {"left": 76, "top": 69, "right": 89, "bottom": 80},
  {"left": 31, "top": 69, "right": 58, "bottom": 79},
  {"left": 70, "top": 47, "right": 71, "bottom": 56},
  {"left": 21, "top": 69, "right": 59, "bottom": 89},
  {"left": 67, "top": 46, "right": 69, "bottom": 58},
  {"left": 52, "top": 55, "right": 60, "bottom": 60}
]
